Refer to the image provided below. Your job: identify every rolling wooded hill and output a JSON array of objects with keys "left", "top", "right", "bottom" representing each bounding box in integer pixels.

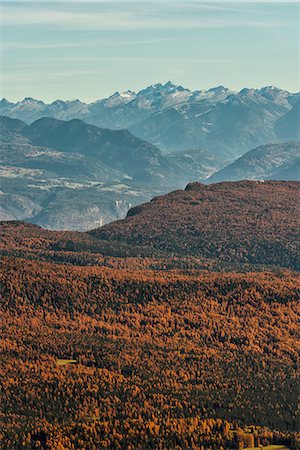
[
  {"left": 90, "top": 181, "right": 300, "bottom": 270},
  {"left": 1, "top": 179, "right": 299, "bottom": 449}
]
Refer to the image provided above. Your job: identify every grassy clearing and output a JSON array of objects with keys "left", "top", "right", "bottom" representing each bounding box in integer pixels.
[
  {"left": 56, "top": 359, "right": 77, "bottom": 366},
  {"left": 246, "top": 446, "right": 289, "bottom": 450}
]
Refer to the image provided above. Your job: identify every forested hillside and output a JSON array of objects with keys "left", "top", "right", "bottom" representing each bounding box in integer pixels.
[
  {"left": 0, "top": 216, "right": 299, "bottom": 449},
  {"left": 91, "top": 181, "right": 300, "bottom": 270},
  {"left": 2, "top": 1, "right": 300, "bottom": 448}
]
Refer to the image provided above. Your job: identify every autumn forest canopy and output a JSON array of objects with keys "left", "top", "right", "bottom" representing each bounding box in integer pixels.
[{"left": 0, "top": 181, "right": 299, "bottom": 449}]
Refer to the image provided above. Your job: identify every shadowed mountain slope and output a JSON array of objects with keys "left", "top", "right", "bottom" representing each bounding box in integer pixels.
[
  {"left": 208, "top": 142, "right": 300, "bottom": 183},
  {"left": 275, "top": 99, "right": 300, "bottom": 140},
  {"left": 21, "top": 117, "right": 176, "bottom": 181},
  {"left": 0, "top": 115, "right": 26, "bottom": 142}
]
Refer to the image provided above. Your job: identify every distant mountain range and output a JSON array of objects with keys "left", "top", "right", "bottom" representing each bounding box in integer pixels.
[
  {"left": 1, "top": 114, "right": 299, "bottom": 230},
  {"left": 0, "top": 115, "right": 222, "bottom": 229},
  {"left": 1, "top": 82, "right": 299, "bottom": 230},
  {"left": 1, "top": 82, "right": 299, "bottom": 159}
]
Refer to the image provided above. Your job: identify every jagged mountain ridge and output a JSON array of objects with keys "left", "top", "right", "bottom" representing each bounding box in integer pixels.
[
  {"left": 129, "top": 87, "right": 298, "bottom": 157},
  {"left": 0, "top": 82, "right": 233, "bottom": 126},
  {"left": 1, "top": 82, "right": 299, "bottom": 159}
]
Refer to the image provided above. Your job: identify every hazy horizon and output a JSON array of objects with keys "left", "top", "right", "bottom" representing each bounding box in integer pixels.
[
  {"left": 1, "top": 1, "right": 299, "bottom": 102},
  {"left": 2, "top": 81, "right": 300, "bottom": 105}
]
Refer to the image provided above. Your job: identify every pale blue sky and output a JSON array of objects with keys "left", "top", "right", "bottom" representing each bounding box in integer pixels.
[{"left": 1, "top": 1, "right": 299, "bottom": 102}]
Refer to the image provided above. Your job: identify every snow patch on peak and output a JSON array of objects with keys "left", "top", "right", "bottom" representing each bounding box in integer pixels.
[
  {"left": 120, "top": 90, "right": 136, "bottom": 99},
  {"left": 208, "top": 85, "right": 229, "bottom": 93},
  {"left": 238, "top": 88, "right": 257, "bottom": 96},
  {"left": 21, "top": 98, "right": 45, "bottom": 105},
  {"left": 104, "top": 90, "right": 136, "bottom": 108}
]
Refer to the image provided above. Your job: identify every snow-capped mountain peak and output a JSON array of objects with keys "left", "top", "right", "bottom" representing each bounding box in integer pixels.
[
  {"left": 138, "top": 81, "right": 189, "bottom": 97},
  {"left": 104, "top": 90, "right": 136, "bottom": 108}
]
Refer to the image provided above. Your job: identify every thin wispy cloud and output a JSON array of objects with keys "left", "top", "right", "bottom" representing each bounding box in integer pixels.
[
  {"left": 2, "top": 0, "right": 299, "bottom": 3},
  {"left": 5, "top": 56, "right": 296, "bottom": 67},
  {"left": 1, "top": 1, "right": 298, "bottom": 101},
  {"left": 0, "top": 37, "right": 174, "bottom": 51},
  {"left": 2, "top": 70, "right": 106, "bottom": 81},
  {"left": 1, "top": 3, "right": 294, "bottom": 30}
]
